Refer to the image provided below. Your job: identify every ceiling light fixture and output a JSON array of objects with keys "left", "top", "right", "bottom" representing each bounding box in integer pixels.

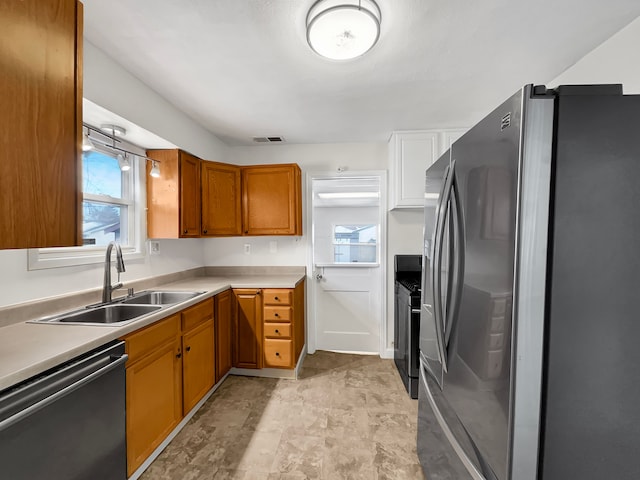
[
  {"left": 306, "top": 0, "right": 381, "bottom": 61},
  {"left": 150, "top": 160, "right": 161, "bottom": 178},
  {"left": 82, "top": 122, "right": 162, "bottom": 177},
  {"left": 82, "top": 129, "right": 95, "bottom": 151},
  {"left": 117, "top": 153, "right": 131, "bottom": 172}
]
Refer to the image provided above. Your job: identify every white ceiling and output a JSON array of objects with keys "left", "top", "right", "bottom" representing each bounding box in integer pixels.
[{"left": 82, "top": 0, "right": 640, "bottom": 147}]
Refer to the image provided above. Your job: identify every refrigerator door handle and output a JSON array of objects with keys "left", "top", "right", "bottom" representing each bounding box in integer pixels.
[
  {"left": 444, "top": 161, "right": 466, "bottom": 357},
  {"left": 433, "top": 164, "right": 454, "bottom": 373}
]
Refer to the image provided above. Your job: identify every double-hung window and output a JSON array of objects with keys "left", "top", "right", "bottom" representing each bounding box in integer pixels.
[
  {"left": 82, "top": 146, "right": 134, "bottom": 246},
  {"left": 28, "top": 138, "right": 145, "bottom": 270}
]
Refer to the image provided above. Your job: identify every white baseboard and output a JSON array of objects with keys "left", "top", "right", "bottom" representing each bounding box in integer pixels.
[{"left": 380, "top": 347, "right": 394, "bottom": 359}]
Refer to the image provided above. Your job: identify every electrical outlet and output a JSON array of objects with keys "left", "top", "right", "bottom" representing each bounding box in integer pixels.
[
  {"left": 244, "top": 243, "right": 251, "bottom": 255},
  {"left": 149, "top": 241, "right": 160, "bottom": 255}
]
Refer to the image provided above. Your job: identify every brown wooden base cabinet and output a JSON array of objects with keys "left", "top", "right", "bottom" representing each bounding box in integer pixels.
[
  {"left": 215, "top": 289, "right": 233, "bottom": 382},
  {"left": 122, "top": 298, "right": 215, "bottom": 475},
  {"left": 232, "top": 280, "right": 305, "bottom": 371},
  {"left": 262, "top": 280, "right": 305, "bottom": 369},
  {"left": 123, "top": 315, "right": 182, "bottom": 476},
  {"left": 233, "top": 289, "right": 263, "bottom": 369},
  {"left": 181, "top": 299, "right": 215, "bottom": 414}
]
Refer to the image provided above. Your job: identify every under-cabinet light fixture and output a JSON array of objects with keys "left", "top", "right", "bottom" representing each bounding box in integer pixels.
[{"left": 306, "top": 0, "right": 381, "bottom": 60}]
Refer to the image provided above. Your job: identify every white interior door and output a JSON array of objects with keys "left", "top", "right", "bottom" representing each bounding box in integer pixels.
[{"left": 309, "top": 174, "right": 386, "bottom": 354}]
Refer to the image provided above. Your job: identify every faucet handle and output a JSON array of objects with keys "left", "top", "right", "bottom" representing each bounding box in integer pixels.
[{"left": 127, "top": 288, "right": 135, "bottom": 298}]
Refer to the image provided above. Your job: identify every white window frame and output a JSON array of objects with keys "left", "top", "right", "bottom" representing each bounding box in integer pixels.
[
  {"left": 332, "top": 223, "right": 379, "bottom": 265},
  {"left": 27, "top": 140, "right": 147, "bottom": 270}
]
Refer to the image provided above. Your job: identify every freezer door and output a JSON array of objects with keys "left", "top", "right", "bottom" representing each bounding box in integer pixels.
[
  {"left": 418, "top": 359, "right": 482, "bottom": 480},
  {"left": 438, "top": 88, "right": 524, "bottom": 480}
]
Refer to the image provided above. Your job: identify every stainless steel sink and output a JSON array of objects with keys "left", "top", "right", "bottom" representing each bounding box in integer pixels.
[
  {"left": 121, "top": 291, "right": 204, "bottom": 306},
  {"left": 32, "top": 304, "right": 162, "bottom": 325}
]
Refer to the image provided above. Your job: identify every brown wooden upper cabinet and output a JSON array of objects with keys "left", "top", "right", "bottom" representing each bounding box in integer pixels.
[
  {"left": 0, "top": 0, "right": 83, "bottom": 249},
  {"left": 146, "top": 149, "right": 202, "bottom": 238},
  {"left": 201, "top": 162, "right": 242, "bottom": 236},
  {"left": 146, "top": 153, "right": 302, "bottom": 238},
  {"left": 242, "top": 164, "right": 302, "bottom": 236}
]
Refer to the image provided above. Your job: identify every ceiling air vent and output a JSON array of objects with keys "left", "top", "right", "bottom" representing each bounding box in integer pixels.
[{"left": 252, "top": 136, "right": 285, "bottom": 143}]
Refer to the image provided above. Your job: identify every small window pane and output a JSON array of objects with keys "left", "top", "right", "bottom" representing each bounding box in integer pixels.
[
  {"left": 333, "top": 224, "right": 377, "bottom": 263},
  {"left": 83, "top": 150, "right": 123, "bottom": 198},
  {"left": 82, "top": 201, "right": 128, "bottom": 246}
]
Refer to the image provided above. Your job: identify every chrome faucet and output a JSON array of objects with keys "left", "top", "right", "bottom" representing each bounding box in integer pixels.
[{"left": 102, "top": 241, "right": 126, "bottom": 303}]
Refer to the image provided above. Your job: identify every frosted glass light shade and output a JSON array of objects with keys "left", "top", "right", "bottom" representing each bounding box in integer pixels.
[{"left": 306, "top": 0, "right": 381, "bottom": 60}]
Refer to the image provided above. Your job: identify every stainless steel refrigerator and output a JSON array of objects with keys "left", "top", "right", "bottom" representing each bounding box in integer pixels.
[{"left": 418, "top": 84, "right": 640, "bottom": 480}]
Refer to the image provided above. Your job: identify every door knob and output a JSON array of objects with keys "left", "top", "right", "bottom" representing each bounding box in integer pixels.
[{"left": 315, "top": 273, "right": 323, "bottom": 280}]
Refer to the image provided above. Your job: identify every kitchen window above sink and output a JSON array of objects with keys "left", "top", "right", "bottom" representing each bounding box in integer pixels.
[{"left": 27, "top": 122, "right": 147, "bottom": 271}]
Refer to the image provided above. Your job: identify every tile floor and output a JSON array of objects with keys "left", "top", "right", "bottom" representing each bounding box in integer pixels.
[{"left": 141, "top": 351, "right": 425, "bottom": 479}]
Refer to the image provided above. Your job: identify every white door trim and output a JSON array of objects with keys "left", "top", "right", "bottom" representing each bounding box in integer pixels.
[{"left": 305, "top": 170, "right": 388, "bottom": 357}]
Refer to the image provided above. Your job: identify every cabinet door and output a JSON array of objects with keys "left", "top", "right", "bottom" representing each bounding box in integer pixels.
[
  {"left": 182, "top": 318, "right": 215, "bottom": 414},
  {"left": 126, "top": 338, "right": 182, "bottom": 476},
  {"left": 441, "top": 128, "right": 468, "bottom": 155},
  {"left": 233, "top": 289, "right": 263, "bottom": 369},
  {"left": 242, "top": 165, "right": 302, "bottom": 235},
  {"left": 215, "top": 289, "right": 233, "bottom": 381},
  {"left": 201, "top": 161, "right": 242, "bottom": 236},
  {"left": 179, "top": 151, "right": 201, "bottom": 237},
  {"left": 389, "top": 131, "right": 440, "bottom": 209},
  {"left": 0, "top": 0, "right": 81, "bottom": 249}
]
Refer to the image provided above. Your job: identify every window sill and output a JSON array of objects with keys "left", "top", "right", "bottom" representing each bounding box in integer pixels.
[{"left": 27, "top": 245, "right": 146, "bottom": 271}]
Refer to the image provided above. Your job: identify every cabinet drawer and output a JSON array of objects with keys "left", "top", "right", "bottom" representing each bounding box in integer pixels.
[
  {"left": 264, "top": 323, "right": 292, "bottom": 339},
  {"left": 264, "top": 306, "right": 292, "bottom": 322},
  {"left": 262, "top": 289, "right": 292, "bottom": 306},
  {"left": 181, "top": 298, "right": 214, "bottom": 331},
  {"left": 122, "top": 314, "right": 181, "bottom": 365},
  {"left": 264, "top": 339, "right": 293, "bottom": 368}
]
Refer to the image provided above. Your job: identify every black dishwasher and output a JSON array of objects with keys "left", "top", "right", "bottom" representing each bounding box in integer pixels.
[{"left": 0, "top": 340, "right": 128, "bottom": 480}]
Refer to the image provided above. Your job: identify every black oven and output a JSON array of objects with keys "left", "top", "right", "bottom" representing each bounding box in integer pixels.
[{"left": 394, "top": 255, "right": 422, "bottom": 399}]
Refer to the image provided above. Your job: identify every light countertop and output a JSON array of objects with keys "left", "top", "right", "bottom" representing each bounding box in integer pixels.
[{"left": 0, "top": 273, "right": 304, "bottom": 391}]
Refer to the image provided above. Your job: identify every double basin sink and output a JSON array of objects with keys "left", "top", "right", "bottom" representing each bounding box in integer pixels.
[{"left": 30, "top": 291, "right": 205, "bottom": 326}]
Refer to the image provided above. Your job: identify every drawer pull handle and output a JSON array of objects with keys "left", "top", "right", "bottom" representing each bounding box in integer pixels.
[
  {"left": 203, "top": 229, "right": 208, "bottom": 234},
  {"left": 275, "top": 352, "right": 280, "bottom": 356},
  {"left": 274, "top": 313, "right": 279, "bottom": 317},
  {"left": 186, "top": 346, "right": 191, "bottom": 352},
  {"left": 183, "top": 229, "right": 188, "bottom": 234},
  {"left": 275, "top": 329, "right": 279, "bottom": 333},
  {"left": 176, "top": 353, "right": 182, "bottom": 359},
  {"left": 274, "top": 296, "right": 279, "bottom": 301}
]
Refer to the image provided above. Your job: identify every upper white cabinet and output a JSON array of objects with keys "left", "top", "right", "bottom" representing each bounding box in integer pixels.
[{"left": 388, "top": 129, "right": 468, "bottom": 209}]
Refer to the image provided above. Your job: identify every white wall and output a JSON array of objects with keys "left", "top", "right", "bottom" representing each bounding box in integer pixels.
[
  {"left": 84, "top": 41, "right": 229, "bottom": 161},
  {"left": 0, "top": 42, "right": 228, "bottom": 308},
  {"left": 549, "top": 16, "right": 640, "bottom": 93}
]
